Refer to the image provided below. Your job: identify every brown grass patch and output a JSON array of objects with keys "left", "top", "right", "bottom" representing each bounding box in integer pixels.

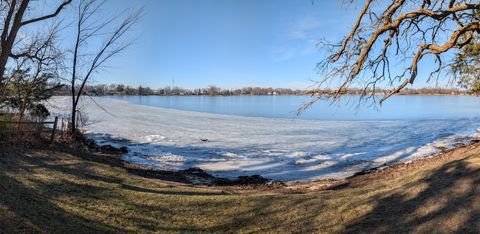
[{"left": 2, "top": 142, "right": 480, "bottom": 233}]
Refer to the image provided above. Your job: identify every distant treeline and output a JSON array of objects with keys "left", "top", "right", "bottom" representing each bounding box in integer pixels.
[
  {"left": 55, "top": 85, "right": 306, "bottom": 96},
  {"left": 53, "top": 84, "right": 471, "bottom": 96}
]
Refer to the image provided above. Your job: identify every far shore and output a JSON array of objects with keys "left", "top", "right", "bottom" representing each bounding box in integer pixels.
[
  {"left": 53, "top": 84, "right": 472, "bottom": 97},
  {"left": 53, "top": 93, "right": 476, "bottom": 97}
]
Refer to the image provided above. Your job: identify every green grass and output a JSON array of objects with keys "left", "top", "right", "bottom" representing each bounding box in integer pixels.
[{"left": 1, "top": 145, "right": 480, "bottom": 233}]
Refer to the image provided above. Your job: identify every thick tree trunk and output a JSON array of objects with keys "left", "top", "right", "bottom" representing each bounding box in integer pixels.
[{"left": 0, "top": 0, "right": 29, "bottom": 84}]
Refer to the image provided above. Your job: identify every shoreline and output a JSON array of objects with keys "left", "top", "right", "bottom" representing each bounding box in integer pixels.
[
  {"left": 3, "top": 136, "right": 480, "bottom": 232},
  {"left": 78, "top": 134, "right": 480, "bottom": 191},
  {"left": 288, "top": 138, "right": 480, "bottom": 192},
  {"left": 74, "top": 137, "right": 286, "bottom": 187},
  {"left": 5, "top": 129, "right": 480, "bottom": 188},
  {"left": 3, "top": 126, "right": 480, "bottom": 232},
  {"left": 87, "top": 129, "right": 480, "bottom": 184}
]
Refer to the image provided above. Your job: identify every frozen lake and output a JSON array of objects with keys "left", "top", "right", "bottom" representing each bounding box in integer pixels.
[
  {"left": 49, "top": 96, "right": 480, "bottom": 182},
  {"left": 109, "top": 95, "right": 480, "bottom": 120}
]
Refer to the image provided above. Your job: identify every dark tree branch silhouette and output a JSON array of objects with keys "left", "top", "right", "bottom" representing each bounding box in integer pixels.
[
  {"left": 0, "top": 0, "right": 71, "bottom": 90},
  {"left": 310, "top": 0, "right": 479, "bottom": 107}
]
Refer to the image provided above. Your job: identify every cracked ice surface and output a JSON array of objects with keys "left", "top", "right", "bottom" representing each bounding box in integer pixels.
[{"left": 48, "top": 96, "right": 480, "bottom": 182}]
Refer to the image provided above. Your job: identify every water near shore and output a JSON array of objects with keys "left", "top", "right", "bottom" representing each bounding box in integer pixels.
[{"left": 49, "top": 96, "right": 480, "bottom": 181}]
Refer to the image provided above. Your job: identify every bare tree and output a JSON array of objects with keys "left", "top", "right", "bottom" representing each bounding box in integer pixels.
[
  {"left": 68, "top": 0, "right": 142, "bottom": 133},
  {"left": 4, "top": 24, "right": 63, "bottom": 121},
  {"left": 311, "top": 0, "right": 480, "bottom": 106},
  {"left": 0, "top": 0, "right": 71, "bottom": 92}
]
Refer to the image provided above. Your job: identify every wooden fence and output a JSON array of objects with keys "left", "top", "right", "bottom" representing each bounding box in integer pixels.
[{"left": 0, "top": 116, "right": 59, "bottom": 143}]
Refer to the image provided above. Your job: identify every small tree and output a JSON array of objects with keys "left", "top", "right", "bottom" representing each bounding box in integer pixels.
[
  {"left": 4, "top": 71, "right": 61, "bottom": 120},
  {"left": 68, "top": 0, "right": 142, "bottom": 133},
  {"left": 3, "top": 25, "right": 63, "bottom": 121}
]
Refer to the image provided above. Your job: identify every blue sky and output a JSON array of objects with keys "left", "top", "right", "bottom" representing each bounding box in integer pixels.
[
  {"left": 94, "top": 0, "right": 362, "bottom": 89},
  {"left": 33, "top": 0, "right": 451, "bottom": 90}
]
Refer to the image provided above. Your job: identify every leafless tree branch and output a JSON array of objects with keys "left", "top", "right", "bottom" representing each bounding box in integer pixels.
[{"left": 309, "top": 0, "right": 480, "bottom": 109}]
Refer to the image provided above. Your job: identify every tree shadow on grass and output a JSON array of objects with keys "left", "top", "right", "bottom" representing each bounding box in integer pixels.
[
  {"left": 345, "top": 155, "right": 480, "bottom": 233},
  {"left": 0, "top": 159, "right": 123, "bottom": 233},
  {"left": 121, "top": 193, "right": 321, "bottom": 233},
  {"left": 0, "top": 145, "right": 236, "bottom": 233},
  {"left": 120, "top": 183, "right": 225, "bottom": 196},
  {"left": 1, "top": 147, "right": 314, "bottom": 232},
  {"left": 0, "top": 145, "right": 155, "bottom": 233},
  {"left": 5, "top": 141, "right": 480, "bottom": 232}
]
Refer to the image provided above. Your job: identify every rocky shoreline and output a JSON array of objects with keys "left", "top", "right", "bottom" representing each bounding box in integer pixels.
[
  {"left": 6, "top": 130, "right": 480, "bottom": 193},
  {"left": 80, "top": 138, "right": 286, "bottom": 187},
  {"left": 76, "top": 134, "right": 480, "bottom": 190}
]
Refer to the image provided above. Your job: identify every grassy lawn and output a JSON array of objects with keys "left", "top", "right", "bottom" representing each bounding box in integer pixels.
[{"left": 1, "top": 144, "right": 480, "bottom": 233}]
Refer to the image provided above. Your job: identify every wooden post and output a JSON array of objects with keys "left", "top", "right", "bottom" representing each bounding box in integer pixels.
[
  {"left": 50, "top": 116, "right": 58, "bottom": 144},
  {"left": 60, "top": 118, "right": 64, "bottom": 138}
]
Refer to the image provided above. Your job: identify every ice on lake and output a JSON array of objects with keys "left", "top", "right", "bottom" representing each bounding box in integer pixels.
[{"left": 48, "top": 96, "right": 480, "bottom": 182}]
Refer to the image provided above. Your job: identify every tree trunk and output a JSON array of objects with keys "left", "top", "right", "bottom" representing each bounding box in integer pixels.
[
  {"left": 70, "top": 101, "right": 76, "bottom": 134},
  {"left": 0, "top": 0, "right": 29, "bottom": 84}
]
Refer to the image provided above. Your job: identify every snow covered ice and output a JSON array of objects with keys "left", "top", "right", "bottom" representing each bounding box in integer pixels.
[{"left": 49, "top": 96, "right": 480, "bottom": 182}]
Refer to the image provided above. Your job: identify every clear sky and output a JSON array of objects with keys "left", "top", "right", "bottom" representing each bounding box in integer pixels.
[
  {"left": 40, "top": 0, "right": 449, "bottom": 90},
  {"left": 92, "top": 0, "right": 362, "bottom": 89}
]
